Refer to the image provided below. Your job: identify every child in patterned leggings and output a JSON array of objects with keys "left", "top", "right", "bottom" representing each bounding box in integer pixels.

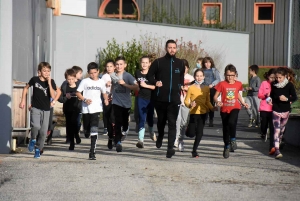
[{"left": 268, "top": 67, "right": 297, "bottom": 159}]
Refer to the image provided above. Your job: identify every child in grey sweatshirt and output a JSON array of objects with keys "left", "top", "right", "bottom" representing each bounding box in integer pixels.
[{"left": 245, "top": 65, "right": 261, "bottom": 127}]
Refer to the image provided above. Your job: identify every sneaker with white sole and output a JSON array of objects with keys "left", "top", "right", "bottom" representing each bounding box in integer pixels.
[
  {"left": 149, "top": 132, "right": 157, "bottom": 141},
  {"left": 116, "top": 141, "right": 123, "bottom": 152},
  {"left": 178, "top": 141, "right": 184, "bottom": 152},
  {"left": 121, "top": 128, "right": 129, "bottom": 141},
  {"left": 103, "top": 128, "right": 108, "bottom": 135},
  {"left": 34, "top": 148, "right": 40, "bottom": 159},
  {"left": 136, "top": 140, "right": 144, "bottom": 148},
  {"left": 275, "top": 149, "right": 283, "bottom": 159},
  {"left": 28, "top": 139, "right": 36, "bottom": 152},
  {"left": 174, "top": 138, "right": 179, "bottom": 148}
]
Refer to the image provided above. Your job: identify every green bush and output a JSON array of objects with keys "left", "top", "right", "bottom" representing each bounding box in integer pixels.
[{"left": 97, "top": 38, "right": 147, "bottom": 75}]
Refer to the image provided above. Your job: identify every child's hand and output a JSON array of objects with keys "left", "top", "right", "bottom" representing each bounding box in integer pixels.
[
  {"left": 156, "top": 81, "right": 163, "bottom": 87},
  {"left": 216, "top": 101, "right": 223, "bottom": 107},
  {"left": 243, "top": 103, "right": 250, "bottom": 109},
  {"left": 85, "top": 99, "right": 92, "bottom": 105},
  {"left": 118, "top": 79, "right": 125, "bottom": 85},
  {"left": 140, "top": 81, "right": 147, "bottom": 88},
  {"left": 47, "top": 75, "right": 52, "bottom": 83},
  {"left": 66, "top": 93, "right": 71, "bottom": 99},
  {"left": 104, "top": 99, "right": 109, "bottom": 106},
  {"left": 209, "top": 84, "right": 213, "bottom": 88},
  {"left": 182, "top": 85, "right": 189, "bottom": 91},
  {"left": 279, "top": 95, "right": 288, "bottom": 101},
  {"left": 108, "top": 94, "right": 113, "bottom": 101},
  {"left": 28, "top": 104, "right": 32, "bottom": 111},
  {"left": 266, "top": 97, "right": 273, "bottom": 105},
  {"left": 106, "top": 81, "right": 111, "bottom": 87},
  {"left": 19, "top": 101, "right": 25, "bottom": 109},
  {"left": 190, "top": 101, "right": 196, "bottom": 108}
]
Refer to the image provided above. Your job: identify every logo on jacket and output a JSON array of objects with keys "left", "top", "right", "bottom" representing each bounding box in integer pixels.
[{"left": 175, "top": 68, "right": 180, "bottom": 73}]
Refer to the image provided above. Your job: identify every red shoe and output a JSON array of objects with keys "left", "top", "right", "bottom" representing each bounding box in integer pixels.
[{"left": 269, "top": 147, "right": 275, "bottom": 155}]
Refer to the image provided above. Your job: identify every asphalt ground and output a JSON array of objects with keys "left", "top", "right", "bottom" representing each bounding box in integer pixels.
[{"left": 0, "top": 109, "right": 300, "bottom": 201}]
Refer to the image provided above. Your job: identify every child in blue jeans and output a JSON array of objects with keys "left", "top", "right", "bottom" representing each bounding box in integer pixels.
[{"left": 135, "top": 56, "right": 157, "bottom": 148}]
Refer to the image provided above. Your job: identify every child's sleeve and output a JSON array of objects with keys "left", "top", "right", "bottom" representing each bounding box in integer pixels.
[
  {"left": 214, "top": 82, "right": 222, "bottom": 92},
  {"left": 128, "top": 74, "right": 138, "bottom": 85},
  {"left": 289, "top": 83, "right": 298, "bottom": 103},
  {"left": 184, "top": 87, "right": 192, "bottom": 108},
  {"left": 251, "top": 77, "right": 261, "bottom": 92},
  {"left": 100, "top": 80, "right": 106, "bottom": 94},
  {"left": 51, "top": 79, "right": 57, "bottom": 90},
  {"left": 258, "top": 81, "right": 267, "bottom": 100},
  {"left": 77, "top": 79, "right": 85, "bottom": 92},
  {"left": 28, "top": 77, "right": 34, "bottom": 87}
]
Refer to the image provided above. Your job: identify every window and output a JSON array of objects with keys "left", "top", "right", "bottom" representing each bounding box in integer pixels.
[
  {"left": 98, "top": 0, "right": 140, "bottom": 20},
  {"left": 202, "top": 3, "right": 222, "bottom": 24},
  {"left": 254, "top": 3, "right": 275, "bottom": 24}
]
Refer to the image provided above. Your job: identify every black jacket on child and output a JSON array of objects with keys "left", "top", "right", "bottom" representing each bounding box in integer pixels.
[
  {"left": 146, "top": 53, "right": 185, "bottom": 104},
  {"left": 58, "top": 80, "right": 82, "bottom": 113}
]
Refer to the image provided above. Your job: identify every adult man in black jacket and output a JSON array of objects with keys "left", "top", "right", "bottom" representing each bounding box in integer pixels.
[{"left": 147, "top": 40, "right": 185, "bottom": 158}]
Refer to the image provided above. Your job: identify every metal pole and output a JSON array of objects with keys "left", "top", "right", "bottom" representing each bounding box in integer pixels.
[{"left": 287, "top": 0, "right": 293, "bottom": 68}]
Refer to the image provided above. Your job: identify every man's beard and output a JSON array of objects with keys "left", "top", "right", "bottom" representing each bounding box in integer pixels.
[{"left": 167, "top": 52, "right": 176, "bottom": 56}]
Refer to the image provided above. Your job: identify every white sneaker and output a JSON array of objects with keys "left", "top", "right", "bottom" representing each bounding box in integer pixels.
[
  {"left": 174, "top": 139, "right": 179, "bottom": 148},
  {"left": 103, "top": 128, "right": 108, "bottom": 136},
  {"left": 178, "top": 141, "right": 184, "bottom": 152},
  {"left": 121, "top": 128, "right": 129, "bottom": 141},
  {"left": 149, "top": 132, "right": 157, "bottom": 141}
]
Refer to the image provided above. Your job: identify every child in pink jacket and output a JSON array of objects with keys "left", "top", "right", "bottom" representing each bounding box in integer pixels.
[{"left": 258, "top": 68, "right": 276, "bottom": 153}]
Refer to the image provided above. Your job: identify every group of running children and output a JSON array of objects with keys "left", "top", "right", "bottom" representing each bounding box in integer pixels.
[{"left": 19, "top": 40, "right": 298, "bottom": 160}]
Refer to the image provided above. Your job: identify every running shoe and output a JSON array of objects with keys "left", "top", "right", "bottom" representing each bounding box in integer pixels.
[
  {"left": 34, "top": 148, "right": 40, "bottom": 159},
  {"left": 28, "top": 139, "right": 36, "bottom": 152}
]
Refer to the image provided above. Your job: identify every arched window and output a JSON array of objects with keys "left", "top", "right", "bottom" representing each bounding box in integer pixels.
[{"left": 98, "top": 0, "right": 140, "bottom": 20}]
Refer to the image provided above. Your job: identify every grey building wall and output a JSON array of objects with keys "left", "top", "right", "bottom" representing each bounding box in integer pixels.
[
  {"left": 0, "top": 0, "right": 13, "bottom": 154},
  {"left": 88, "top": 0, "right": 291, "bottom": 67},
  {"left": 291, "top": 0, "right": 300, "bottom": 68},
  {"left": 53, "top": 15, "right": 249, "bottom": 85},
  {"left": 0, "top": 0, "right": 52, "bottom": 153},
  {"left": 12, "top": 0, "right": 53, "bottom": 82}
]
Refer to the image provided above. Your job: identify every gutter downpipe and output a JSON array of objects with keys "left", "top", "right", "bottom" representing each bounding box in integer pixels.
[{"left": 287, "top": 0, "right": 293, "bottom": 68}]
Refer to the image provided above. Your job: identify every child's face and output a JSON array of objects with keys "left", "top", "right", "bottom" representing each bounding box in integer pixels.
[
  {"left": 268, "top": 74, "right": 275, "bottom": 82},
  {"left": 204, "top": 61, "right": 211, "bottom": 68},
  {"left": 39, "top": 67, "right": 51, "bottom": 80},
  {"left": 141, "top": 58, "right": 150, "bottom": 70},
  {"left": 88, "top": 69, "right": 99, "bottom": 80},
  {"left": 106, "top": 62, "right": 115, "bottom": 74},
  {"left": 76, "top": 71, "right": 83, "bottom": 80},
  {"left": 225, "top": 70, "right": 236, "bottom": 82},
  {"left": 115, "top": 60, "right": 127, "bottom": 72},
  {"left": 195, "top": 71, "right": 205, "bottom": 82},
  {"left": 66, "top": 75, "right": 76, "bottom": 85},
  {"left": 275, "top": 73, "right": 285, "bottom": 83},
  {"left": 249, "top": 69, "right": 254, "bottom": 75}
]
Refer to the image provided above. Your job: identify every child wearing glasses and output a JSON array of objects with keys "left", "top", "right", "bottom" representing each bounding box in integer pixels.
[{"left": 214, "top": 64, "right": 249, "bottom": 158}]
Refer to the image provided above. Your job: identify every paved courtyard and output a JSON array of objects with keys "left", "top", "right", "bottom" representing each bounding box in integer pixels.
[{"left": 0, "top": 109, "right": 300, "bottom": 201}]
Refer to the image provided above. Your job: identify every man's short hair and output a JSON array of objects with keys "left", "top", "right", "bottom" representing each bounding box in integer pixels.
[{"left": 165, "top": 39, "right": 177, "bottom": 48}]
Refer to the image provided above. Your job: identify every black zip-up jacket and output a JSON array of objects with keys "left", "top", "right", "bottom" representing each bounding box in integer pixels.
[{"left": 146, "top": 53, "right": 185, "bottom": 104}]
